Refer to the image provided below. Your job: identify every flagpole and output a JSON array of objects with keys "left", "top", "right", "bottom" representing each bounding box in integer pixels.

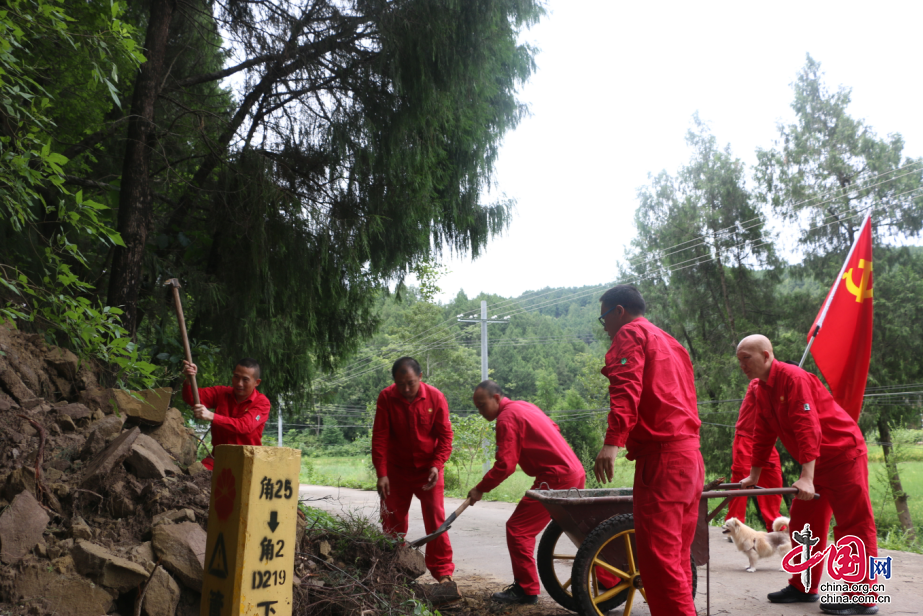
[{"left": 798, "top": 214, "right": 872, "bottom": 369}]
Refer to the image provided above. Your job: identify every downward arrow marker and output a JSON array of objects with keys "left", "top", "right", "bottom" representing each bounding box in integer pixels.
[{"left": 268, "top": 511, "right": 279, "bottom": 533}]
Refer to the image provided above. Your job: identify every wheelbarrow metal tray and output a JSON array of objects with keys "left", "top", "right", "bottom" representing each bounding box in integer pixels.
[{"left": 526, "top": 487, "right": 711, "bottom": 566}]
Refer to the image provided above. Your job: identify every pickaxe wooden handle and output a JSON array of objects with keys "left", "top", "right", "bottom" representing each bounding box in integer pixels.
[{"left": 164, "top": 278, "right": 199, "bottom": 406}]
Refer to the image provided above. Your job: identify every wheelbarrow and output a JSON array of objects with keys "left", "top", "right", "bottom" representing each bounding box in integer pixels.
[{"left": 526, "top": 480, "right": 809, "bottom": 616}]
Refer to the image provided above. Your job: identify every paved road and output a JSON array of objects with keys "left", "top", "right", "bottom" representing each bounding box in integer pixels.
[{"left": 300, "top": 484, "right": 922, "bottom": 615}]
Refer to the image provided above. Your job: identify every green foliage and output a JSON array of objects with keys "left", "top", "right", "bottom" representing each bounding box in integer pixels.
[
  {"left": 410, "top": 259, "right": 451, "bottom": 304},
  {"left": 403, "top": 599, "right": 442, "bottom": 616},
  {"left": 321, "top": 424, "right": 347, "bottom": 447},
  {"left": 0, "top": 0, "right": 157, "bottom": 388},
  {"left": 446, "top": 412, "right": 495, "bottom": 493},
  {"left": 553, "top": 389, "right": 604, "bottom": 462}
]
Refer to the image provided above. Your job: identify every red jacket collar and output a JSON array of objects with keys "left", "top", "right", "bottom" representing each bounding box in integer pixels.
[{"left": 764, "top": 359, "right": 781, "bottom": 388}]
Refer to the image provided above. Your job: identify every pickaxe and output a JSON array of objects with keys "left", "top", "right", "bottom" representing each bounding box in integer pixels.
[{"left": 164, "top": 278, "right": 212, "bottom": 459}]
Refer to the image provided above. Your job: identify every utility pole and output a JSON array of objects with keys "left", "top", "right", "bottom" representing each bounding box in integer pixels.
[
  {"left": 458, "top": 301, "right": 510, "bottom": 473},
  {"left": 457, "top": 300, "right": 510, "bottom": 380}
]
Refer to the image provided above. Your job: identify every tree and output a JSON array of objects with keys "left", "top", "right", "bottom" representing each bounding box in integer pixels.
[
  {"left": 755, "top": 54, "right": 923, "bottom": 268},
  {"left": 61, "top": 0, "right": 543, "bottom": 401}
]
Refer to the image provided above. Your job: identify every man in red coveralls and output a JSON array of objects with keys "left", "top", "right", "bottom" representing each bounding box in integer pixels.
[
  {"left": 372, "top": 357, "right": 455, "bottom": 582},
  {"left": 182, "top": 359, "right": 270, "bottom": 470},
  {"left": 593, "top": 285, "right": 703, "bottom": 616},
  {"left": 467, "top": 380, "right": 586, "bottom": 605},
  {"left": 725, "top": 379, "right": 784, "bottom": 530},
  {"left": 737, "top": 335, "right": 879, "bottom": 616}
]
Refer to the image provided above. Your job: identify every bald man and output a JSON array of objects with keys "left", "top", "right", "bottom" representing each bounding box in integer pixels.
[{"left": 736, "top": 335, "right": 879, "bottom": 616}]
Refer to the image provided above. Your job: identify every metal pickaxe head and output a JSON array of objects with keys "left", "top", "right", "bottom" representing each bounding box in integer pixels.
[{"left": 164, "top": 278, "right": 182, "bottom": 289}]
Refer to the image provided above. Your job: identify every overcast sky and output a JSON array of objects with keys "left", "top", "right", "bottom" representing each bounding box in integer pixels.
[{"left": 413, "top": 0, "right": 923, "bottom": 303}]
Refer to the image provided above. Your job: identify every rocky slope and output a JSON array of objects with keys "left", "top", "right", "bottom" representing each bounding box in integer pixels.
[{"left": 0, "top": 324, "right": 212, "bottom": 615}]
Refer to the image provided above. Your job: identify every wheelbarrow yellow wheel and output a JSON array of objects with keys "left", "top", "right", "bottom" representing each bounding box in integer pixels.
[{"left": 571, "top": 513, "right": 697, "bottom": 616}]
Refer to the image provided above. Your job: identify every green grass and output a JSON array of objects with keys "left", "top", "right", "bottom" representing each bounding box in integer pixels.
[{"left": 868, "top": 459, "right": 923, "bottom": 552}]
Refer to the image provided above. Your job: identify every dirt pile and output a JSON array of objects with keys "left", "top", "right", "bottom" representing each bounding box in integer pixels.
[{"left": 0, "top": 324, "right": 210, "bottom": 616}]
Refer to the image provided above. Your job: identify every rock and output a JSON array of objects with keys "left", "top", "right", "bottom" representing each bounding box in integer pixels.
[
  {"left": 78, "top": 414, "right": 124, "bottom": 460},
  {"left": 142, "top": 567, "right": 181, "bottom": 616},
  {"left": 0, "top": 354, "right": 37, "bottom": 404},
  {"left": 109, "top": 481, "right": 138, "bottom": 518},
  {"left": 318, "top": 539, "right": 332, "bottom": 558},
  {"left": 56, "top": 413, "right": 77, "bottom": 432},
  {"left": 71, "top": 539, "right": 149, "bottom": 592},
  {"left": 412, "top": 580, "right": 462, "bottom": 607},
  {"left": 145, "top": 407, "right": 198, "bottom": 466},
  {"left": 11, "top": 564, "right": 114, "bottom": 616},
  {"left": 0, "top": 389, "right": 18, "bottom": 410},
  {"left": 44, "top": 346, "right": 80, "bottom": 380},
  {"left": 126, "top": 442, "right": 169, "bottom": 479},
  {"left": 152, "top": 521, "right": 206, "bottom": 592},
  {"left": 0, "top": 489, "right": 50, "bottom": 564},
  {"left": 3, "top": 466, "right": 36, "bottom": 500},
  {"left": 186, "top": 460, "right": 208, "bottom": 475},
  {"left": 153, "top": 508, "right": 196, "bottom": 527},
  {"left": 130, "top": 541, "right": 156, "bottom": 569},
  {"left": 394, "top": 545, "right": 427, "bottom": 580},
  {"left": 55, "top": 402, "right": 92, "bottom": 426},
  {"left": 52, "top": 375, "right": 77, "bottom": 400},
  {"left": 50, "top": 482, "right": 70, "bottom": 499},
  {"left": 113, "top": 387, "right": 173, "bottom": 425},
  {"left": 81, "top": 426, "right": 140, "bottom": 488},
  {"left": 49, "top": 457, "right": 70, "bottom": 471},
  {"left": 78, "top": 386, "right": 113, "bottom": 414},
  {"left": 70, "top": 516, "right": 94, "bottom": 541},
  {"left": 136, "top": 434, "right": 179, "bottom": 475},
  {"left": 20, "top": 396, "right": 45, "bottom": 410}
]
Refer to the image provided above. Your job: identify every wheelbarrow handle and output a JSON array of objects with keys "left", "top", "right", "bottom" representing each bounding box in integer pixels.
[{"left": 702, "top": 487, "right": 820, "bottom": 499}]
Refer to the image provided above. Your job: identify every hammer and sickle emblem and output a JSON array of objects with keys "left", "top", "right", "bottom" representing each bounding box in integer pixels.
[{"left": 842, "top": 259, "right": 873, "bottom": 303}]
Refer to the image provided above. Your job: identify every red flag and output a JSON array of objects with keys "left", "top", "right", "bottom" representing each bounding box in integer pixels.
[{"left": 807, "top": 215, "right": 874, "bottom": 422}]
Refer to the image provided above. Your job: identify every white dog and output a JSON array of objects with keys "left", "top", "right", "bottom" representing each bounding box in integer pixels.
[{"left": 721, "top": 516, "right": 791, "bottom": 572}]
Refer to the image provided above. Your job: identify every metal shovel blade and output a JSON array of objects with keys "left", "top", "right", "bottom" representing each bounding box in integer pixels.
[{"left": 407, "top": 497, "right": 471, "bottom": 548}]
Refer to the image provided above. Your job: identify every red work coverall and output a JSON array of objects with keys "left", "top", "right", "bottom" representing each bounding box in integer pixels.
[
  {"left": 726, "top": 379, "right": 783, "bottom": 527},
  {"left": 474, "top": 398, "right": 584, "bottom": 595},
  {"left": 183, "top": 382, "right": 270, "bottom": 470},
  {"left": 751, "top": 361, "right": 877, "bottom": 597},
  {"left": 602, "top": 317, "right": 703, "bottom": 616},
  {"left": 372, "top": 382, "right": 454, "bottom": 578}
]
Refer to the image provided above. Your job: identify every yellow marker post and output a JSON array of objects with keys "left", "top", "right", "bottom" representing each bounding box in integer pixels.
[{"left": 201, "top": 445, "right": 301, "bottom": 616}]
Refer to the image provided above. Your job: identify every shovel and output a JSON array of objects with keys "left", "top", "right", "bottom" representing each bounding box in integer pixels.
[
  {"left": 164, "top": 278, "right": 212, "bottom": 459},
  {"left": 407, "top": 497, "right": 471, "bottom": 548}
]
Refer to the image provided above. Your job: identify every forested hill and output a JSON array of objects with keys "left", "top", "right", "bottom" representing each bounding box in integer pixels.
[{"left": 316, "top": 284, "right": 613, "bottom": 416}]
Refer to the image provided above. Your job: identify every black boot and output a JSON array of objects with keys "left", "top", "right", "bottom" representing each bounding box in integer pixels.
[
  {"left": 491, "top": 582, "right": 538, "bottom": 605},
  {"left": 767, "top": 585, "right": 820, "bottom": 603}
]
